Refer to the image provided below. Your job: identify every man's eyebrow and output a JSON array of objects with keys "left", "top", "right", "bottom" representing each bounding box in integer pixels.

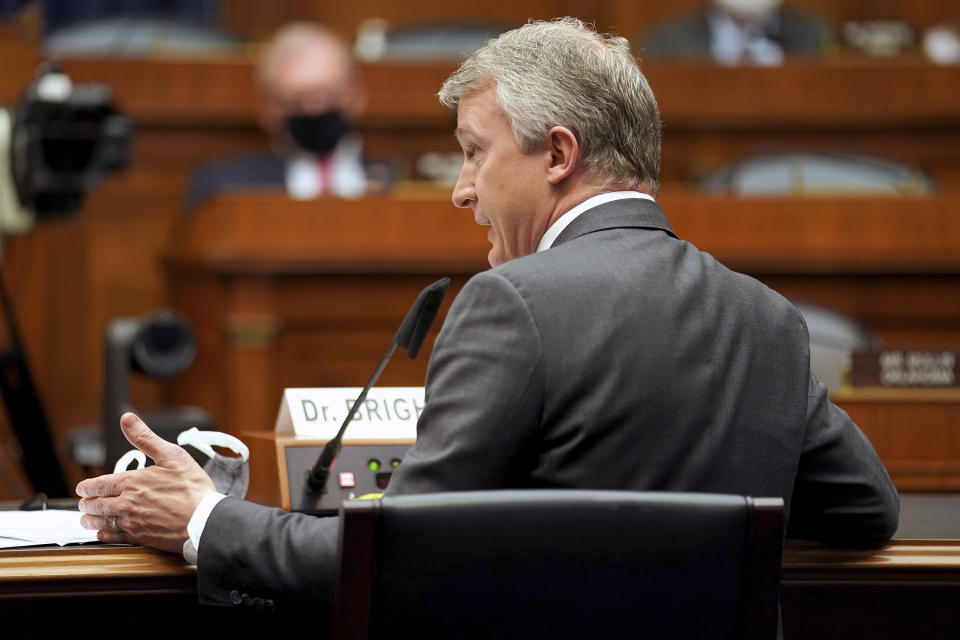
[{"left": 454, "top": 126, "right": 477, "bottom": 142}]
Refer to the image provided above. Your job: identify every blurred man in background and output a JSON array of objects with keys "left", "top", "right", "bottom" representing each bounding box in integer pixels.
[
  {"left": 641, "top": 0, "right": 830, "bottom": 65},
  {"left": 183, "top": 23, "right": 369, "bottom": 213}
]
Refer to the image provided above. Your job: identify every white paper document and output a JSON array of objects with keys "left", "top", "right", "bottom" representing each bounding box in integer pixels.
[{"left": 0, "top": 509, "right": 99, "bottom": 549}]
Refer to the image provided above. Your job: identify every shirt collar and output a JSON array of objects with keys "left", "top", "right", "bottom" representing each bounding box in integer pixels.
[{"left": 537, "top": 191, "right": 656, "bottom": 252}]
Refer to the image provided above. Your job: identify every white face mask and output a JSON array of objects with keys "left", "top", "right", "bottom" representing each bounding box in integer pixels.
[
  {"left": 176, "top": 428, "right": 250, "bottom": 499},
  {"left": 713, "top": 0, "right": 782, "bottom": 21},
  {"left": 114, "top": 428, "right": 251, "bottom": 499},
  {"left": 200, "top": 452, "right": 250, "bottom": 499}
]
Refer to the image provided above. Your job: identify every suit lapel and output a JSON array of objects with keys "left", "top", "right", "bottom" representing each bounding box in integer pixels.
[{"left": 552, "top": 198, "right": 677, "bottom": 248}]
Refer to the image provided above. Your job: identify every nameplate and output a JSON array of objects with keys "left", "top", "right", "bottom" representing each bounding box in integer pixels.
[
  {"left": 851, "top": 349, "right": 959, "bottom": 387},
  {"left": 275, "top": 387, "right": 423, "bottom": 439}
]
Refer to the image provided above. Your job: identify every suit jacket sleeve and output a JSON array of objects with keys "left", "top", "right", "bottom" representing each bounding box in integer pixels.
[
  {"left": 197, "top": 497, "right": 340, "bottom": 614},
  {"left": 385, "top": 270, "right": 545, "bottom": 494},
  {"left": 195, "top": 271, "right": 542, "bottom": 607},
  {"left": 788, "top": 372, "right": 900, "bottom": 546}
]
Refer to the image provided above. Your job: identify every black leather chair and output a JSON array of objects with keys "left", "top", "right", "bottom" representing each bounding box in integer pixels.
[{"left": 333, "top": 490, "right": 784, "bottom": 640}]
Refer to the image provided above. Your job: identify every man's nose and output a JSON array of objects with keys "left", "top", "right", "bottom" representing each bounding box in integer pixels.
[{"left": 451, "top": 165, "right": 476, "bottom": 209}]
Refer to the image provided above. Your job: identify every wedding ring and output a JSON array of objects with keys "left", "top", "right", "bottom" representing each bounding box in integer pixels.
[{"left": 111, "top": 516, "right": 120, "bottom": 531}]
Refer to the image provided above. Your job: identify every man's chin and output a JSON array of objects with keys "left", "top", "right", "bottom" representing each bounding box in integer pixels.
[
  {"left": 487, "top": 244, "right": 506, "bottom": 267},
  {"left": 488, "top": 243, "right": 527, "bottom": 267},
  {"left": 485, "top": 233, "right": 500, "bottom": 266}
]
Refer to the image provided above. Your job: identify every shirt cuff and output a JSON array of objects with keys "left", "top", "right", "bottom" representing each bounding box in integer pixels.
[{"left": 182, "top": 491, "right": 227, "bottom": 565}]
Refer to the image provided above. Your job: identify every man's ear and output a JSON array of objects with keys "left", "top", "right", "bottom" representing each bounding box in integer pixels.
[{"left": 545, "top": 126, "right": 580, "bottom": 185}]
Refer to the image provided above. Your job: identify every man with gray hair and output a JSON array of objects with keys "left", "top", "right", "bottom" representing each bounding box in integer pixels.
[{"left": 77, "top": 17, "right": 898, "bottom": 617}]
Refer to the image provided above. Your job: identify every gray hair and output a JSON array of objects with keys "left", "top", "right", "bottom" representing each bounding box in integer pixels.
[{"left": 438, "top": 17, "right": 662, "bottom": 195}]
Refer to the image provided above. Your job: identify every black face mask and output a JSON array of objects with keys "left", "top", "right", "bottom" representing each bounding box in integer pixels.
[{"left": 286, "top": 110, "right": 350, "bottom": 155}]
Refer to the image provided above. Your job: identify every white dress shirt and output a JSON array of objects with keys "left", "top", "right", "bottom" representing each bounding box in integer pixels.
[
  {"left": 537, "top": 191, "right": 656, "bottom": 252},
  {"left": 285, "top": 133, "right": 366, "bottom": 200}
]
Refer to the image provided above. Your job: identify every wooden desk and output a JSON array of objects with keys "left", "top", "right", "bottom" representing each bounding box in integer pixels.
[
  {"left": 0, "top": 545, "right": 194, "bottom": 598},
  {"left": 0, "top": 546, "right": 275, "bottom": 638},
  {"left": 781, "top": 540, "right": 960, "bottom": 640},
  {"left": 1, "top": 540, "right": 957, "bottom": 639}
]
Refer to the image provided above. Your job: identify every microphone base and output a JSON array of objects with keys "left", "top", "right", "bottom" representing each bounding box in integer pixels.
[
  {"left": 303, "top": 469, "right": 328, "bottom": 495},
  {"left": 287, "top": 442, "right": 411, "bottom": 515}
]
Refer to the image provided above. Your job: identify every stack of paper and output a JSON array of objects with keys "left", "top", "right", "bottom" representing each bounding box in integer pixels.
[{"left": 0, "top": 509, "right": 100, "bottom": 549}]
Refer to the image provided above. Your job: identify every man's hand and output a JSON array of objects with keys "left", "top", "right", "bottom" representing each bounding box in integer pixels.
[{"left": 76, "top": 412, "right": 217, "bottom": 553}]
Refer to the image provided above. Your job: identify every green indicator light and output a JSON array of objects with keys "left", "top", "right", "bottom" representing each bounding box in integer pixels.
[
  {"left": 368, "top": 459, "right": 381, "bottom": 472},
  {"left": 390, "top": 459, "right": 401, "bottom": 469}
]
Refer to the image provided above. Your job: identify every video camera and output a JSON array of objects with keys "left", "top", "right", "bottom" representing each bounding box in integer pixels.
[
  {"left": 0, "top": 64, "right": 131, "bottom": 235},
  {"left": 0, "top": 65, "right": 131, "bottom": 496}
]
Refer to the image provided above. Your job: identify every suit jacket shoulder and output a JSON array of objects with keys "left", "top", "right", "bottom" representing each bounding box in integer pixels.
[{"left": 390, "top": 197, "right": 896, "bottom": 546}]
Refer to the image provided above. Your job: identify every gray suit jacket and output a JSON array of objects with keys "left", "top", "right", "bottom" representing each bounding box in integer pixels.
[{"left": 198, "top": 198, "right": 898, "bottom": 612}]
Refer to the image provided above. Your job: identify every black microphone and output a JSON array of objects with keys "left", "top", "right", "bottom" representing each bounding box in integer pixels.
[{"left": 304, "top": 277, "right": 450, "bottom": 493}]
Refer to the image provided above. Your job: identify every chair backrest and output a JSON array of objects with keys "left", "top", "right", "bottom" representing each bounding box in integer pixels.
[{"left": 333, "top": 490, "right": 784, "bottom": 640}]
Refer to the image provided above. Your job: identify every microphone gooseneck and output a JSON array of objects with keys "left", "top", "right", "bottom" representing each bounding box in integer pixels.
[{"left": 305, "top": 277, "right": 450, "bottom": 493}]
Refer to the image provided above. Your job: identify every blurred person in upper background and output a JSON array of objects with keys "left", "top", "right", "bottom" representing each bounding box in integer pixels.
[
  {"left": 640, "top": 0, "right": 831, "bottom": 66},
  {"left": 924, "top": 15, "right": 960, "bottom": 65},
  {"left": 184, "top": 23, "right": 375, "bottom": 213},
  {"left": 0, "top": 0, "right": 236, "bottom": 55}
]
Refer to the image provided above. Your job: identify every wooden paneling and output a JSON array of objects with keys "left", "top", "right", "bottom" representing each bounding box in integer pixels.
[
  {"left": 660, "top": 193, "right": 960, "bottom": 269},
  {"left": 59, "top": 57, "right": 260, "bottom": 126},
  {"left": 54, "top": 56, "right": 960, "bottom": 134},
  {"left": 165, "top": 196, "right": 482, "bottom": 436},
  {"left": 0, "top": 36, "right": 38, "bottom": 104},
  {"left": 51, "top": 57, "right": 960, "bottom": 187},
  {"left": 648, "top": 62, "right": 960, "bottom": 127},
  {"left": 168, "top": 194, "right": 960, "bottom": 272},
  {"left": 834, "top": 389, "right": 960, "bottom": 490}
]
